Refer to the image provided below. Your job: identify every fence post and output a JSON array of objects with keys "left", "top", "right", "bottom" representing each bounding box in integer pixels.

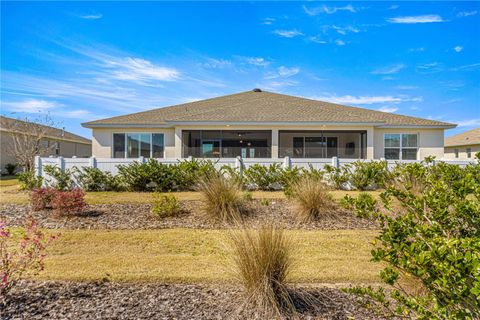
[
  {"left": 331, "top": 156, "right": 339, "bottom": 169},
  {"left": 34, "top": 156, "right": 41, "bottom": 177},
  {"left": 235, "top": 156, "right": 243, "bottom": 175},
  {"left": 89, "top": 156, "right": 97, "bottom": 169},
  {"left": 58, "top": 156, "right": 65, "bottom": 171},
  {"left": 283, "top": 156, "right": 291, "bottom": 169}
]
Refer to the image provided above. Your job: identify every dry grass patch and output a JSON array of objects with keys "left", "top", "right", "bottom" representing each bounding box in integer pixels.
[
  {"left": 31, "top": 229, "right": 380, "bottom": 284},
  {"left": 291, "top": 176, "right": 337, "bottom": 222},
  {"left": 228, "top": 225, "right": 294, "bottom": 317}
]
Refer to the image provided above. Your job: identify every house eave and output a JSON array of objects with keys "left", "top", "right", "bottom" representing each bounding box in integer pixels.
[{"left": 377, "top": 124, "right": 457, "bottom": 129}]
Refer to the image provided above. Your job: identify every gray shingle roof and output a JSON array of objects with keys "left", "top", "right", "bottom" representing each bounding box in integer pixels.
[
  {"left": 445, "top": 128, "right": 480, "bottom": 147},
  {"left": 82, "top": 90, "right": 455, "bottom": 128},
  {"left": 1, "top": 116, "right": 91, "bottom": 144}
]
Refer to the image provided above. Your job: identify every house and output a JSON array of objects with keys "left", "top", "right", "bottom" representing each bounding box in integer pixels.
[
  {"left": 0, "top": 116, "right": 92, "bottom": 171},
  {"left": 444, "top": 128, "right": 480, "bottom": 159},
  {"left": 82, "top": 89, "right": 455, "bottom": 161}
]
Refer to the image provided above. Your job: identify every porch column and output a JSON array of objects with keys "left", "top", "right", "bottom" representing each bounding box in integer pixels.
[
  {"left": 366, "top": 127, "right": 374, "bottom": 159},
  {"left": 271, "top": 129, "right": 279, "bottom": 158},
  {"left": 174, "top": 127, "right": 182, "bottom": 158}
]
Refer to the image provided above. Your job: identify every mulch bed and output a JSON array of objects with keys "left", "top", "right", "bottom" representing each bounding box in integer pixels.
[
  {"left": 0, "top": 199, "right": 377, "bottom": 230},
  {"left": 1, "top": 280, "right": 384, "bottom": 320}
]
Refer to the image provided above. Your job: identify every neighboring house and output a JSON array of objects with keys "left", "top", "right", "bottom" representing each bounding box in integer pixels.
[
  {"left": 0, "top": 116, "right": 92, "bottom": 171},
  {"left": 444, "top": 128, "right": 480, "bottom": 159},
  {"left": 82, "top": 89, "right": 456, "bottom": 161}
]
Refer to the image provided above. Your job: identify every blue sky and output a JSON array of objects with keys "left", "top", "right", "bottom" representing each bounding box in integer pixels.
[{"left": 1, "top": 1, "right": 479, "bottom": 138}]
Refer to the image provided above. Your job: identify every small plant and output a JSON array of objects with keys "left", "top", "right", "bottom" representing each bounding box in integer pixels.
[
  {"left": 228, "top": 225, "right": 295, "bottom": 318},
  {"left": 260, "top": 198, "right": 270, "bottom": 206},
  {"left": 30, "top": 188, "right": 58, "bottom": 211},
  {"left": 51, "top": 189, "right": 86, "bottom": 216},
  {"left": 4, "top": 163, "right": 17, "bottom": 175},
  {"left": 75, "top": 167, "right": 124, "bottom": 191},
  {"left": 151, "top": 193, "right": 182, "bottom": 218},
  {"left": 43, "top": 165, "right": 73, "bottom": 190},
  {"left": 243, "top": 163, "right": 283, "bottom": 190},
  {"left": 242, "top": 191, "right": 253, "bottom": 201},
  {"left": 323, "top": 164, "right": 349, "bottom": 189},
  {"left": 197, "top": 174, "right": 245, "bottom": 222},
  {"left": 347, "top": 160, "right": 389, "bottom": 190},
  {"left": 290, "top": 176, "right": 336, "bottom": 222},
  {"left": 0, "top": 219, "right": 57, "bottom": 300},
  {"left": 17, "top": 171, "right": 43, "bottom": 190}
]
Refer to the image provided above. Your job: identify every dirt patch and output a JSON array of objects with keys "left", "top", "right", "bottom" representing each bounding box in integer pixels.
[
  {"left": 1, "top": 280, "right": 383, "bottom": 320},
  {"left": 0, "top": 200, "right": 377, "bottom": 230}
]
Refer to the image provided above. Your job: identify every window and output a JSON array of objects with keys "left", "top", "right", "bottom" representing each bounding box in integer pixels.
[
  {"left": 384, "top": 133, "right": 418, "bottom": 160},
  {"left": 467, "top": 148, "right": 472, "bottom": 158},
  {"left": 455, "top": 149, "right": 459, "bottom": 158},
  {"left": 113, "top": 133, "right": 164, "bottom": 158},
  {"left": 52, "top": 142, "right": 60, "bottom": 156}
]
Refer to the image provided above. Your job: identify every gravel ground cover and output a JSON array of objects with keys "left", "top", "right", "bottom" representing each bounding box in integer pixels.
[
  {"left": 1, "top": 280, "right": 383, "bottom": 320},
  {"left": 0, "top": 199, "right": 377, "bottom": 230}
]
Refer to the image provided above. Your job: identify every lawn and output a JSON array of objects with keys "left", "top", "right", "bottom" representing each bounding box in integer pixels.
[{"left": 38, "top": 228, "right": 380, "bottom": 284}]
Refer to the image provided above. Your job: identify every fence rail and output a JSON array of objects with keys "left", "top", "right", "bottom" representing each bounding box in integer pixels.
[{"left": 34, "top": 155, "right": 478, "bottom": 179}]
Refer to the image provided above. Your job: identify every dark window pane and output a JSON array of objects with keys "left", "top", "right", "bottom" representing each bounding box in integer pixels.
[
  {"left": 384, "top": 134, "right": 400, "bottom": 148},
  {"left": 113, "top": 134, "right": 125, "bottom": 158},
  {"left": 402, "top": 134, "right": 417, "bottom": 148},
  {"left": 293, "top": 137, "right": 304, "bottom": 158},
  {"left": 127, "top": 134, "right": 139, "bottom": 158},
  {"left": 152, "top": 134, "right": 164, "bottom": 158},
  {"left": 140, "top": 134, "right": 151, "bottom": 158},
  {"left": 385, "top": 148, "right": 400, "bottom": 160},
  {"left": 402, "top": 149, "right": 417, "bottom": 160}
]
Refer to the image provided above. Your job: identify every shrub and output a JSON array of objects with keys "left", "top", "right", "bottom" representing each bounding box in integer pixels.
[
  {"left": 220, "top": 165, "right": 245, "bottom": 186},
  {"left": 228, "top": 225, "right": 295, "bottom": 318},
  {"left": 30, "top": 188, "right": 58, "bottom": 211},
  {"left": 151, "top": 193, "right": 182, "bottom": 218},
  {"left": 242, "top": 191, "right": 253, "bottom": 201},
  {"left": 347, "top": 160, "right": 389, "bottom": 190},
  {"left": 173, "top": 159, "right": 217, "bottom": 190},
  {"left": 341, "top": 192, "right": 377, "bottom": 218},
  {"left": 75, "top": 167, "right": 125, "bottom": 191},
  {"left": 51, "top": 189, "right": 86, "bottom": 216},
  {"left": 0, "top": 219, "right": 57, "bottom": 299},
  {"left": 243, "top": 163, "right": 283, "bottom": 190},
  {"left": 4, "top": 163, "right": 17, "bottom": 175},
  {"left": 260, "top": 198, "right": 270, "bottom": 206},
  {"left": 43, "top": 165, "right": 73, "bottom": 190},
  {"left": 345, "top": 161, "right": 480, "bottom": 319},
  {"left": 17, "top": 171, "right": 43, "bottom": 190},
  {"left": 290, "top": 176, "right": 336, "bottom": 222},
  {"left": 323, "top": 164, "right": 349, "bottom": 189},
  {"left": 197, "top": 174, "right": 245, "bottom": 222}
]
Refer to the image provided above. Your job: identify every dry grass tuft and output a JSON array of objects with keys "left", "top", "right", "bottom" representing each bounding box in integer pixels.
[
  {"left": 228, "top": 225, "right": 295, "bottom": 318},
  {"left": 291, "top": 176, "right": 337, "bottom": 222},
  {"left": 197, "top": 174, "right": 245, "bottom": 222}
]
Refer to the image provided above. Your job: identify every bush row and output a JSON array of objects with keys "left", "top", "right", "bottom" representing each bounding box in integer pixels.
[{"left": 32, "top": 155, "right": 479, "bottom": 192}]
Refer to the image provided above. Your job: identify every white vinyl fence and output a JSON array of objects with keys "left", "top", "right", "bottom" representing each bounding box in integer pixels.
[{"left": 34, "top": 155, "right": 478, "bottom": 186}]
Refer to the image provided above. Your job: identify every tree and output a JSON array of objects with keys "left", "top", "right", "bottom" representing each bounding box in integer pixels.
[{"left": 4, "top": 114, "right": 58, "bottom": 172}]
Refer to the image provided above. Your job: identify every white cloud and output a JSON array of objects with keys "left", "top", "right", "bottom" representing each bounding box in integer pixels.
[
  {"left": 265, "top": 66, "right": 300, "bottom": 79},
  {"left": 397, "top": 85, "right": 418, "bottom": 90},
  {"left": 371, "top": 64, "right": 405, "bottom": 75},
  {"left": 416, "top": 62, "right": 442, "bottom": 73},
  {"left": 451, "top": 63, "right": 480, "bottom": 71},
  {"left": 310, "top": 95, "right": 421, "bottom": 105},
  {"left": 303, "top": 4, "right": 356, "bottom": 16},
  {"left": 272, "top": 29, "right": 304, "bottom": 38},
  {"left": 335, "top": 39, "right": 346, "bottom": 46},
  {"left": 388, "top": 15, "right": 444, "bottom": 24},
  {"left": 2, "top": 99, "right": 60, "bottom": 113},
  {"left": 262, "top": 17, "right": 275, "bottom": 25},
  {"left": 389, "top": 5, "right": 400, "bottom": 10},
  {"left": 456, "top": 119, "right": 480, "bottom": 127},
  {"left": 244, "top": 57, "right": 270, "bottom": 67},
  {"left": 307, "top": 36, "right": 327, "bottom": 44},
  {"left": 378, "top": 106, "right": 399, "bottom": 113},
  {"left": 80, "top": 13, "right": 103, "bottom": 20},
  {"left": 409, "top": 47, "right": 425, "bottom": 52},
  {"left": 454, "top": 46, "right": 463, "bottom": 53},
  {"left": 201, "top": 58, "right": 232, "bottom": 69},
  {"left": 106, "top": 57, "right": 180, "bottom": 82},
  {"left": 457, "top": 11, "right": 477, "bottom": 17},
  {"left": 331, "top": 25, "right": 360, "bottom": 35}
]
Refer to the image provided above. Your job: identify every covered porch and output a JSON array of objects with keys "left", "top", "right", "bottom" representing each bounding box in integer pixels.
[{"left": 180, "top": 129, "right": 371, "bottom": 159}]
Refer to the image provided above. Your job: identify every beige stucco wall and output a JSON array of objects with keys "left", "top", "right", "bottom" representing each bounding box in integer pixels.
[
  {"left": 90, "top": 125, "right": 446, "bottom": 160},
  {"left": 373, "top": 128, "right": 444, "bottom": 160},
  {"left": 444, "top": 144, "right": 480, "bottom": 159},
  {"left": 92, "top": 127, "right": 176, "bottom": 158}
]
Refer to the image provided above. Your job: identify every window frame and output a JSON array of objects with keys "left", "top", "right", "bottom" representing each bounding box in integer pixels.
[
  {"left": 383, "top": 133, "right": 418, "bottom": 160},
  {"left": 112, "top": 132, "right": 165, "bottom": 159},
  {"left": 466, "top": 147, "right": 472, "bottom": 158}
]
